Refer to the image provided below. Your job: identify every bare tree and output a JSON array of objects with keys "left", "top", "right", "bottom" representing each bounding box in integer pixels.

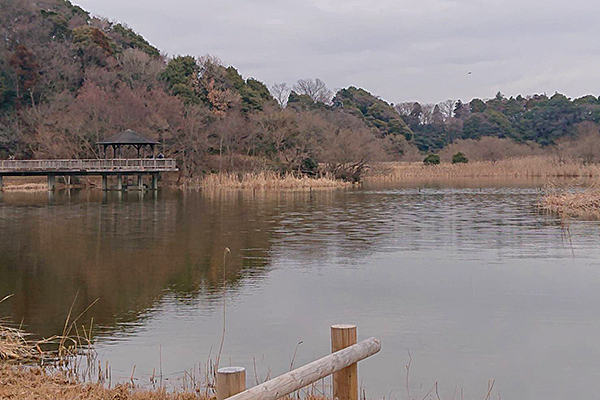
[
  {"left": 270, "top": 83, "right": 291, "bottom": 108},
  {"left": 293, "top": 78, "right": 333, "bottom": 104},
  {"left": 420, "top": 103, "right": 435, "bottom": 125},
  {"left": 394, "top": 102, "right": 414, "bottom": 116},
  {"left": 438, "top": 99, "right": 456, "bottom": 120}
]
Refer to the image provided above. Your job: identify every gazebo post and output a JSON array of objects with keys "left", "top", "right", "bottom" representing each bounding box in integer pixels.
[
  {"left": 151, "top": 173, "right": 158, "bottom": 191},
  {"left": 47, "top": 174, "right": 55, "bottom": 191}
]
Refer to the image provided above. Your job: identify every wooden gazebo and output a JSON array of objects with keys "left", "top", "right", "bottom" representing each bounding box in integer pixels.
[{"left": 97, "top": 129, "right": 158, "bottom": 158}]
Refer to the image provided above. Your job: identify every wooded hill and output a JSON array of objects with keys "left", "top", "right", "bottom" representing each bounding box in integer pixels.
[{"left": 2, "top": 0, "right": 600, "bottom": 179}]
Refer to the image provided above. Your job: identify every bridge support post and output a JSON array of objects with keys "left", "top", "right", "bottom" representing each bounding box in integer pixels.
[
  {"left": 0, "top": 175, "right": 3, "bottom": 191},
  {"left": 151, "top": 173, "right": 158, "bottom": 191},
  {"left": 102, "top": 175, "right": 108, "bottom": 191},
  {"left": 117, "top": 174, "right": 123, "bottom": 191},
  {"left": 137, "top": 174, "right": 144, "bottom": 190},
  {"left": 47, "top": 174, "right": 55, "bottom": 191}
]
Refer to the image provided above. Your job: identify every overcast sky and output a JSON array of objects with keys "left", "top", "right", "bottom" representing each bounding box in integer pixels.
[{"left": 73, "top": 0, "right": 600, "bottom": 104}]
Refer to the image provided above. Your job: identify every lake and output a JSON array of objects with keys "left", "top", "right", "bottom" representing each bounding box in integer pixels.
[{"left": 1, "top": 180, "right": 599, "bottom": 400}]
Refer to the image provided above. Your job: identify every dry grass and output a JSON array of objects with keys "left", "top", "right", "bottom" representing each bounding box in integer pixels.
[
  {"left": 1, "top": 183, "right": 48, "bottom": 192},
  {"left": 539, "top": 185, "right": 600, "bottom": 218},
  {"left": 0, "top": 364, "right": 203, "bottom": 400},
  {"left": 0, "top": 364, "right": 334, "bottom": 400},
  {"left": 184, "top": 171, "right": 352, "bottom": 190},
  {"left": 0, "top": 177, "right": 48, "bottom": 192},
  {"left": 0, "top": 326, "right": 39, "bottom": 362},
  {"left": 366, "top": 157, "right": 600, "bottom": 181},
  {"left": 0, "top": 176, "right": 94, "bottom": 192}
]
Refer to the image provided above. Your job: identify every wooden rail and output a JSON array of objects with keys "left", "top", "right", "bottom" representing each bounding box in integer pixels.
[
  {"left": 217, "top": 325, "right": 380, "bottom": 400},
  {"left": 0, "top": 158, "right": 177, "bottom": 173}
]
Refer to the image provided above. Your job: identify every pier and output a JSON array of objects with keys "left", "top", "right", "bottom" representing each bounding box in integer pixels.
[
  {"left": 0, "top": 158, "right": 178, "bottom": 191},
  {"left": 0, "top": 130, "right": 178, "bottom": 191}
]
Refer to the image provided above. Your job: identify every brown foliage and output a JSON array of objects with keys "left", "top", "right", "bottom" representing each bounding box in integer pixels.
[
  {"left": 9, "top": 44, "right": 39, "bottom": 105},
  {"left": 555, "top": 121, "right": 600, "bottom": 164},
  {"left": 438, "top": 137, "right": 542, "bottom": 162}
]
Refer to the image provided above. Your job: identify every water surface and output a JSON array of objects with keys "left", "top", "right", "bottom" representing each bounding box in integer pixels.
[{"left": 1, "top": 181, "right": 599, "bottom": 400}]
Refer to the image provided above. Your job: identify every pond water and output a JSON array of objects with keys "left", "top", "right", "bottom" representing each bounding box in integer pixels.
[{"left": 1, "top": 180, "right": 600, "bottom": 400}]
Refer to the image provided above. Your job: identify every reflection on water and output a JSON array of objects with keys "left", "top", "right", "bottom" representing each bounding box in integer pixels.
[{"left": 1, "top": 181, "right": 600, "bottom": 400}]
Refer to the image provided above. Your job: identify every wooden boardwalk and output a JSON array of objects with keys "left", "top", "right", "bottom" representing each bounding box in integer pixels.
[
  {"left": 0, "top": 159, "right": 177, "bottom": 174},
  {"left": 0, "top": 159, "right": 178, "bottom": 191}
]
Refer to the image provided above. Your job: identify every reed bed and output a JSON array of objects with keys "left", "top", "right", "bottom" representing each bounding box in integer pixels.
[
  {"left": 366, "top": 157, "right": 600, "bottom": 181},
  {"left": 1, "top": 182, "right": 48, "bottom": 192},
  {"left": 185, "top": 171, "right": 352, "bottom": 190},
  {"left": 539, "top": 185, "right": 600, "bottom": 218}
]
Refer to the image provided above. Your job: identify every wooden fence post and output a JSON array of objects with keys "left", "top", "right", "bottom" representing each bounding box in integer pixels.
[
  {"left": 217, "top": 366, "right": 246, "bottom": 400},
  {"left": 331, "top": 324, "right": 358, "bottom": 400}
]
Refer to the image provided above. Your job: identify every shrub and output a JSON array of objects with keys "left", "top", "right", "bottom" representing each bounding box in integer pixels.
[
  {"left": 452, "top": 152, "right": 469, "bottom": 164},
  {"left": 423, "top": 153, "right": 440, "bottom": 165}
]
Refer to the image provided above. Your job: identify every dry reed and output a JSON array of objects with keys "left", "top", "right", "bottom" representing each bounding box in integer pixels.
[
  {"left": 0, "top": 325, "right": 39, "bottom": 362},
  {"left": 184, "top": 171, "right": 351, "bottom": 190},
  {"left": 366, "top": 156, "right": 600, "bottom": 181},
  {"left": 539, "top": 184, "right": 600, "bottom": 218},
  {"left": 1, "top": 182, "right": 48, "bottom": 192}
]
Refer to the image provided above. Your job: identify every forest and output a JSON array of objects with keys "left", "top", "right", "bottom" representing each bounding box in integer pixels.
[{"left": 2, "top": 0, "right": 600, "bottom": 181}]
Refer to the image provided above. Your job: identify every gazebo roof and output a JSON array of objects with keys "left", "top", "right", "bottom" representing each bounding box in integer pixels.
[{"left": 97, "top": 129, "right": 158, "bottom": 146}]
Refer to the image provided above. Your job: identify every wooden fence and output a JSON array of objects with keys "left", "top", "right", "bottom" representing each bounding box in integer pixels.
[{"left": 216, "top": 325, "right": 380, "bottom": 400}]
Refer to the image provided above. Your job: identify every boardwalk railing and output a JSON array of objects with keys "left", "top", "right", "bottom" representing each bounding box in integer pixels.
[
  {"left": 216, "top": 325, "right": 381, "bottom": 400},
  {"left": 0, "top": 158, "right": 177, "bottom": 173}
]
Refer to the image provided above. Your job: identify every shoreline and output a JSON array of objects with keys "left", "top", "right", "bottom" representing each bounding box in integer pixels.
[
  {"left": 364, "top": 157, "right": 600, "bottom": 180},
  {"left": 2, "top": 157, "right": 599, "bottom": 193}
]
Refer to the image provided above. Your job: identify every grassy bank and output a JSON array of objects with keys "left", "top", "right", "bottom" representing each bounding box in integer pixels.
[
  {"left": 183, "top": 171, "right": 352, "bottom": 190},
  {"left": 365, "top": 157, "right": 600, "bottom": 181},
  {"left": 0, "top": 364, "right": 202, "bottom": 400}
]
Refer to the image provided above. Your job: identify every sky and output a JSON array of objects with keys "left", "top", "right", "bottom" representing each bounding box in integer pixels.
[{"left": 73, "top": 0, "right": 600, "bottom": 104}]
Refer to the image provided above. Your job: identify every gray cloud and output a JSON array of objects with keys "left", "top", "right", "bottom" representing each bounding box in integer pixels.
[{"left": 74, "top": 0, "right": 600, "bottom": 104}]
